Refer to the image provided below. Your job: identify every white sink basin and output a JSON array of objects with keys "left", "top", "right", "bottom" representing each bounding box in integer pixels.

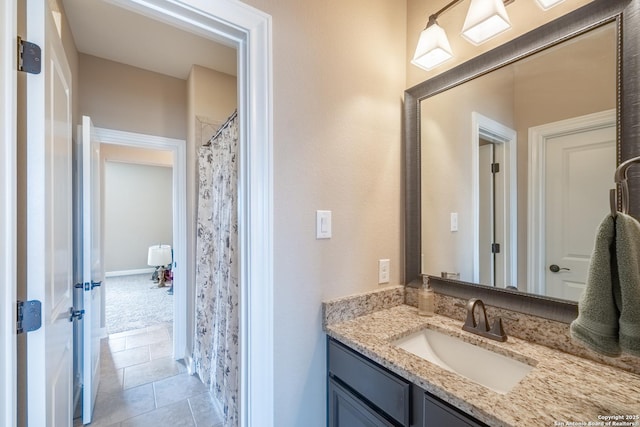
[{"left": 393, "top": 328, "right": 534, "bottom": 394}]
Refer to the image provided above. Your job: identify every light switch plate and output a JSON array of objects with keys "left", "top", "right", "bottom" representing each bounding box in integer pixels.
[
  {"left": 450, "top": 212, "right": 458, "bottom": 232},
  {"left": 316, "top": 210, "right": 332, "bottom": 239}
]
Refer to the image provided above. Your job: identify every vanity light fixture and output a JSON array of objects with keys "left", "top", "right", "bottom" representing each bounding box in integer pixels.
[
  {"left": 461, "top": 0, "right": 512, "bottom": 45},
  {"left": 412, "top": 0, "right": 566, "bottom": 71},
  {"left": 412, "top": 17, "right": 454, "bottom": 71}
]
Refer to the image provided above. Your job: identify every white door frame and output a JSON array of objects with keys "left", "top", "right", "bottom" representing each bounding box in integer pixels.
[
  {"left": 102, "top": 1, "right": 274, "bottom": 426},
  {"left": 471, "top": 112, "right": 518, "bottom": 287},
  {"left": 95, "top": 127, "right": 188, "bottom": 360},
  {"left": 527, "top": 109, "right": 616, "bottom": 295},
  {"left": 0, "top": 0, "right": 17, "bottom": 425},
  {"left": 1, "top": 0, "right": 273, "bottom": 426}
]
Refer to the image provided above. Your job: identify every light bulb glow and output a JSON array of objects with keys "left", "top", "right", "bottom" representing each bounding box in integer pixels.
[
  {"left": 536, "top": 0, "right": 565, "bottom": 10},
  {"left": 462, "top": 0, "right": 512, "bottom": 45}
]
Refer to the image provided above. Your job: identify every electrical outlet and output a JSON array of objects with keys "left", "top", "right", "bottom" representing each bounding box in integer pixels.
[{"left": 378, "top": 259, "right": 390, "bottom": 284}]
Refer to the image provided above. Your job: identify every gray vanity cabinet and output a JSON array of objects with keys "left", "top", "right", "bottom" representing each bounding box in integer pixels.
[
  {"left": 328, "top": 339, "right": 411, "bottom": 426},
  {"left": 327, "top": 338, "right": 487, "bottom": 427}
]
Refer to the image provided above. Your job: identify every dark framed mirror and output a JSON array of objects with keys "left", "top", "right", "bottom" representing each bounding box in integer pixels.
[{"left": 404, "top": 0, "right": 640, "bottom": 322}]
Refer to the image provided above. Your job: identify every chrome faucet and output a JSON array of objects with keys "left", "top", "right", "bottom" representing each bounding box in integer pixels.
[{"left": 462, "top": 298, "right": 507, "bottom": 342}]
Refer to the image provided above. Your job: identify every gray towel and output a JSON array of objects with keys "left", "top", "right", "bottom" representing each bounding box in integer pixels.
[
  {"left": 615, "top": 213, "right": 640, "bottom": 356},
  {"left": 570, "top": 215, "right": 620, "bottom": 357},
  {"left": 570, "top": 212, "right": 640, "bottom": 357}
]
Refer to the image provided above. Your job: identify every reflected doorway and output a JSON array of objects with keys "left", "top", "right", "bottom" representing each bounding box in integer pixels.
[{"left": 472, "top": 112, "right": 518, "bottom": 288}]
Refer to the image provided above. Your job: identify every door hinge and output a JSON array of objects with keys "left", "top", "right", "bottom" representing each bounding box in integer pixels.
[
  {"left": 17, "top": 300, "right": 42, "bottom": 335},
  {"left": 17, "top": 36, "right": 41, "bottom": 74},
  {"left": 491, "top": 163, "right": 500, "bottom": 174},
  {"left": 76, "top": 281, "right": 102, "bottom": 291},
  {"left": 69, "top": 308, "right": 85, "bottom": 322},
  {"left": 491, "top": 243, "right": 501, "bottom": 254}
]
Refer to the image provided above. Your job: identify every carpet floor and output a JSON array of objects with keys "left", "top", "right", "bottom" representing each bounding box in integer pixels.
[{"left": 105, "top": 273, "right": 173, "bottom": 334}]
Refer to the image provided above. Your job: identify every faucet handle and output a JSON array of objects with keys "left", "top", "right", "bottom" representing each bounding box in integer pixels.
[{"left": 489, "top": 318, "right": 508, "bottom": 342}]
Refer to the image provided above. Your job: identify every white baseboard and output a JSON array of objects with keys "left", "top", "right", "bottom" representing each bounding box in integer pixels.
[{"left": 105, "top": 268, "right": 155, "bottom": 278}]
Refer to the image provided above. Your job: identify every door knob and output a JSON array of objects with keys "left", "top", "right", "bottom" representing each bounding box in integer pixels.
[{"left": 549, "top": 264, "right": 570, "bottom": 273}]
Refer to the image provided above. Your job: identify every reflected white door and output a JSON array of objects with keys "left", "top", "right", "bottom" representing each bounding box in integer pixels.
[
  {"left": 81, "top": 116, "right": 102, "bottom": 424},
  {"left": 26, "top": 0, "right": 74, "bottom": 425},
  {"left": 544, "top": 122, "right": 616, "bottom": 300}
]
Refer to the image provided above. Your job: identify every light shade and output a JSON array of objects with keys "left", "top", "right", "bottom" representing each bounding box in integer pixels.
[
  {"left": 411, "top": 22, "right": 453, "bottom": 71},
  {"left": 148, "top": 244, "right": 172, "bottom": 267},
  {"left": 461, "top": 0, "right": 511, "bottom": 45},
  {"left": 535, "top": 0, "right": 565, "bottom": 10}
]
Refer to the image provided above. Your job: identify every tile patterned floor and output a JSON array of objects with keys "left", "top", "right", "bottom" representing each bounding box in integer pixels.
[{"left": 75, "top": 323, "right": 223, "bottom": 427}]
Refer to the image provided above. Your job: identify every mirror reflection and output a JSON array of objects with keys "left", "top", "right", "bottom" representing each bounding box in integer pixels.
[{"left": 420, "top": 22, "right": 617, "bottom": 301}]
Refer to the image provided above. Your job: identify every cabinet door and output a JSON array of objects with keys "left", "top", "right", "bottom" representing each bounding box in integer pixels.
[
  {"left": 328, "top": 378, "right": 396, "bottom": 427},
  {"left": 328, "top": 339, "right": 410, "bottom": 426},
  {"left": 422, "top": 393, "right": 487, "bottom": 427}
]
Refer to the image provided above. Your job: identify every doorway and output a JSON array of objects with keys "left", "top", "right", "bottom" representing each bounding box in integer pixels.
[
  {"left": 95, "top": 126, "right": 188, "bottom": 359},
  {"left": 471, "top": 112, "right": 518, "bottom": 288},
  {"left": 3, "top": 0, "right": 273, "bottom": 425},
  {"left": 102, "top": 150, "right": 174, "bottom": 335}
]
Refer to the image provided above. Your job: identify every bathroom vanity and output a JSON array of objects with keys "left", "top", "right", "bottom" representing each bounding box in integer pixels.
[
  {"left": 323, "top": 288, "right": 640, "bottom": 427},
  {"left": 328, "top": 338, "right": 486, "bottom": 427}
]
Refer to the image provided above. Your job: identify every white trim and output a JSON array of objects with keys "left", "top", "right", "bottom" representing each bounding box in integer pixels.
[
  {"left": 101, "top": 2, "right": 275, "bottom": 426},
  {"left": 95, "top": 127, "right": 188, "bottom": 361},
  {"left": 0, "top": 0, "right": 17, "bottom": 425},
  {"left": 105, "top": 268, "right": 156, "bottom": 278},
  {"left": 471, "top": 112, "right": 518, "bottom": 287},
  {"left": 527, "top": 109, "right": 616, "bottom": 295}
]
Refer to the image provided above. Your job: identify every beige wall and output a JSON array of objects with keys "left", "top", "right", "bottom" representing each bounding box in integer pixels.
[
  {"left": 237, "top": 0, "right": 406, "bottom": 425},
  {"left": 101, "top": 145, "right": 173, "bottom": 274},
  {"left": 188, "top": 65, "right": 237, "bottom": 135},
  {"left": 78, "top": 54, "right": 187, "bottom": 139},
  {"left": 103, "top": 161, "right": 173, "bottom": 273},
  {"left": 406, "top": 0, "right": 595, "bottom": 87},
  {"left": 101, "top": 144, "right": 174, "bottom": 167}
]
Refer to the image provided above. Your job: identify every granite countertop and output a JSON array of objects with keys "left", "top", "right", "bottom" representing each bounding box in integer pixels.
[{"left": 325, "top": 304, "right": 640, "bottom": 427}]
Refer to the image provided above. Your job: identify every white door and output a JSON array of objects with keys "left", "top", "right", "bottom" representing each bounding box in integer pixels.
[
  {"left": 544, "top": 124, "right": 616, "bottom": 300},
  {"left": 25, "top": 0, "right": 74, "bottom": 425},
  {"left": 1, "top": 0, "right": 17, "bottom": 426},
  {"left": 80, "top": 116, "right": 102, "bottom": 424}
]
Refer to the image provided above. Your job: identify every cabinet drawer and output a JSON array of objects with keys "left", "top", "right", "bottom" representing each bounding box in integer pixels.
[{"left": 328, "top": 339, "right": 410, "bottom": 427}]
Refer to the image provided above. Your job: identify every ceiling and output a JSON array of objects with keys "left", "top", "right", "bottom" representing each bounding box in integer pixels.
[{"left": 61, "top": 0, "right": 237, "bottom": 79}]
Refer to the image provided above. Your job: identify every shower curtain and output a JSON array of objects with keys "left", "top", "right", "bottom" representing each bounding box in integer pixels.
[{"left": 193, "top": 111, "right": 239, "bottom": 427}]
